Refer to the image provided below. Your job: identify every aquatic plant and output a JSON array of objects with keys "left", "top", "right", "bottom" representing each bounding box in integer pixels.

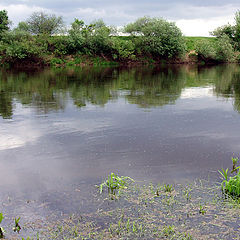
[
  {"left": 219, "top": 157, "right": 240, "bottom": 196},
  {"left": 0, "top": 213, "right": 4, "bottom": 238},
  {"left": 164, "top": 184, "right": 173, "bottom": 193},
  {"left": 221, "top": 170, "right": 240, "bottom": 196},
  {"left": 13, "top": 217, "right": 21, "bottom": 233},
  {"left": 98, "top": 172, "right": 134, "bottom": 195},
  {"left": 232, "top": 157, "right": 239, "bottom": 173},
  {"left": 199, "top": 204, "right": 206, "bottom": 215}
]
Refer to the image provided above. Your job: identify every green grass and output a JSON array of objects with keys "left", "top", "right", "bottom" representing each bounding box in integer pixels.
[
  {"left": 98, "top": 172, "right": 134, "bottom": 195},
  {"left": 184, "top": 36, "right": 217, "bottom": 51}
]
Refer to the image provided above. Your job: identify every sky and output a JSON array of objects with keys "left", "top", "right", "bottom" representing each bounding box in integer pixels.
[{"left": 0, "top": 0, "right": 239, "bottom": 36}]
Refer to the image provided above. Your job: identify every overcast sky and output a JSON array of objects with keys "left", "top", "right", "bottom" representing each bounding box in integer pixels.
[{"left": 0, "top": 0, "right": 239, "bottom": 36}]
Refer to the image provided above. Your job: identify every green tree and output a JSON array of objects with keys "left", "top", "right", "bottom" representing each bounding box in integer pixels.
[
  {"left": 235, "top": 11, "right": 240, "bottom": 48},
  {"left": 195, "top": 40, "right": 216, "bottom": 62},
  {"left": 0, "top": 10, "right": 10, "bottom": 33},
  {"left": 211, "top": 10, "right": 240, "bottom": 50},
  {"left": 14, "top": 21, "right": 30, "bottom": 32},
  {"left": 215, "top": 34, "right": 235, "bottom": 62},
  {"left": 124, "top": 17, "right": 186, "bottom": 58},
  {"left": 68, "top": 19, "right": 112, "bottom": 55},
  {"left": 211, "top": 24, "right": 234, "bottom": 39},
  {"left": 26, "top": 12, "right": 64, "bottom": 35}
]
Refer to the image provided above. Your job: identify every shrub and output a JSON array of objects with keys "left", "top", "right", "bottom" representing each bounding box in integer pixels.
[
  {"left": 0, "top": 31, "right": 44, "bottom": 63},
  {"left": 47, "top": 36, "right": 69, "bottom": 56},
  {"left": 195, "top": 40, "right": 216, "bottom": 62},
  {"left": 68, "top": 19, "right": 112, "bottom": 55},
  {"left": 211, "top": 24, "right": 234, "bottom": 40},
  {"left": 124, "top": 17, "right": 186, "bottom": 58},
  {"left": 87, "top": 21, "right": 112, "bottom": 55},
  {"left": 0, "top": 10, "right": 10, "bottom": 34},
  {"left": 111, "top": 37, "right": 135, "bottom": 60},
  {"left": 215, "top": 34, "right": 235, "bottom": 62},
  {"left": 211, "top": 10, "right": 240, "bottom": 51},
  {"left": 50, "top": 57, "right": 64, "bottom": 66}
]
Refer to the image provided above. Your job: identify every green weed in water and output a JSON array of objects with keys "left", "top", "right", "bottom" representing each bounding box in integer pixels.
[
  {"left": 219, "top": 157, "right": 240, "bottom": 196},
  {"left": 232, "top": 157, "right": 239, "bottom": 173},
  {"left": 199, "top": 204, "right": 206, "bottom": 215},
  {"left": 0, "top": 213, "right": 4, "bottom": 238},
  {"left": 13, "top": 217, "right": 21, "bottom": 233},
  {"left": 164, "top": 184, "right": 173, "bottom": 193},
  {"left": 98, "top": 172, "right": 134, "bottom": 195},
  {"left": 162, "top": 225, "right": 175, "bottom": 237}
]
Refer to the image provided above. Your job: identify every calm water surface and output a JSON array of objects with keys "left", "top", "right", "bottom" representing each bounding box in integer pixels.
[{"left": 0, "top": 64, "right": 240, "bottom": 220}]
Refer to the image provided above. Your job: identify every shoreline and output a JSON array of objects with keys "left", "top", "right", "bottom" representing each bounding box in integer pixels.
[{"left": 1, "top": 54, "right": 238, "bottom": 70}]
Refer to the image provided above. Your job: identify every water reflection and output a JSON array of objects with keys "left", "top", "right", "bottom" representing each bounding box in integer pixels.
[
  {"left": 1, "top": 65, "right": 239, "bottom": 119},
  {"left": 0, "top": 65, "right": 240, "bottom": 119}
]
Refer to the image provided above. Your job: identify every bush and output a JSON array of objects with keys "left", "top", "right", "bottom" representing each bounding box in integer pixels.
[
  {"left": 50, "top": 57, "right": 64, "bottom": 66},
  {"left": 111, "top": 38, "right": 135, "bottom": 60},
  {"left": 0, "top": 10, "right": 10, "bottom": 34},
  {"left": 211, "top": 24, "right": 234, "bottom": 39},
  {"left": 215, "top": 35, "right": 235, "bottom": 62},
  {"left": 68, "top": 19, "right": 112, "bottom": 55},
  {"left": 124, "top": 17, "right": 186, "bottom": 58},
  {"left": 195, "top": 40, "right": 216, "bottom": 62},
  {"left": 211, "top": 10, "right": 240, "bottom": 51},
  {"left": 87, "top": 20, "right": 112, "bottom": 55},
  {"left": 68, "top": 19, "right": 88, "bottom": 54},
  {"left": 0, "top": 31, "right": 44, "bottom": 63},
  {"left": 47, "top": 36, "right": 69, "bottom": 56},
  {"left": 195, "top": 35, "right": 235, "bottom": 63}
]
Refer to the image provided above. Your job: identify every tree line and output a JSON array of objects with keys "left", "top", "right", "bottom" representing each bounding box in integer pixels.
[{"left": 0, "top": 10, "right": 240, "bottom": 66}]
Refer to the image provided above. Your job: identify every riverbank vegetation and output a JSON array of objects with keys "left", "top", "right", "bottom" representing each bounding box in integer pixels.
[{"left": 0, "top": 10, "right": 240, "bottom": 67}]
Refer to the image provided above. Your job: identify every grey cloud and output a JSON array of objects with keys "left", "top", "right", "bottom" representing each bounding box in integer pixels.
[{"left": 1, "top": 0, "right": 240, "bottom": 28}]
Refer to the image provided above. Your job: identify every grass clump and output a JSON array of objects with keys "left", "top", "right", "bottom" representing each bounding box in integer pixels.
[
  {"left": 98, "top": 172, "right": 134, "bottom": 195},
  {"left": 164, "top": 184, "right": 174, "bottom": 193},
  {"left": 219, "top": 157, "right": 240, "bottom": 196}
]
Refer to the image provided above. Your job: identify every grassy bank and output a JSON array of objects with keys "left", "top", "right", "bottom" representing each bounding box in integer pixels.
[{"left": 184, "top": 37, "right": 217, "bottom": 51}]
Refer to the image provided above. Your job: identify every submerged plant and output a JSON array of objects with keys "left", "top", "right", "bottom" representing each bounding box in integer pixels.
[
  {"left": 13, "top": 217, "right": 21, "bottom": 233},
  {"left": 0, "top": 213, "right": 4, "bottom": 238},
  {"left": 98, "top": 172, "right": 134, "bottom": 195},
  {"left": 199, "top": 204, "right": 207, "bottom": 215}
]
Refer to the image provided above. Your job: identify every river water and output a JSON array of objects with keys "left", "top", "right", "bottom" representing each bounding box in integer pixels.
[{"left": 0, "top": 64, "right": 240, "bottom": 221}]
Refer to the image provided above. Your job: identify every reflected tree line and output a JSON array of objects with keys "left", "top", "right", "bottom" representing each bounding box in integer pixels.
[{"left": 0, "top": 64, "right": 240, "bottom": 119}]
